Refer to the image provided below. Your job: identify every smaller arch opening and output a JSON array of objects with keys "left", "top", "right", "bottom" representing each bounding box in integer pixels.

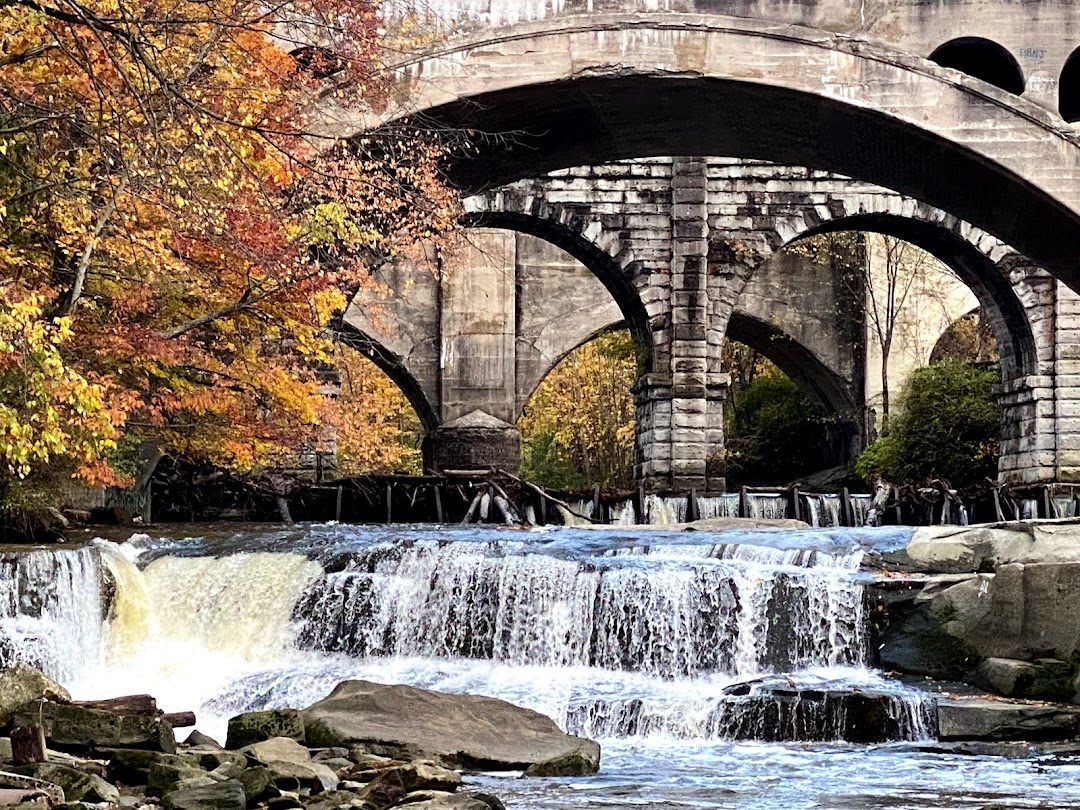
[
  {"left": 929, "top": 37, "right": 1026, "bottom": 95},
  {"left": 1061, "top": 47, "right": 1080, "bottom": 122}
]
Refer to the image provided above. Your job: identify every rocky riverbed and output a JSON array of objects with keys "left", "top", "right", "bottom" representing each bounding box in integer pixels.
[{"left": 0, "top": 664, "right": 600, "bottom": 810}]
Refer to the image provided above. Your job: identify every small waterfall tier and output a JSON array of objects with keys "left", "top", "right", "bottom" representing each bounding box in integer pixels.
[{"left": 0, "top": 525, "right": 932, "bottom": 747}]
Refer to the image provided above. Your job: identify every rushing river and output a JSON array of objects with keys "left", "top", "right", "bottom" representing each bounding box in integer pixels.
[{"left": 4, "top": 523, "right": 1080, "bottom": 808}]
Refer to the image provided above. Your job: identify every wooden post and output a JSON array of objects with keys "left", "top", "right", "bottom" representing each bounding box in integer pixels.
[
  {"left": 687, "top": 488, "right": 699, "bottom": 523},
  {"left": 789, "top": 486, "right": 801, "bottom": 522},
  {"left": 840, "top": 487, "right": 852, "bottom": 527},
  {"left": 539, "top": 489, "right": 548, "bottom": 525},
  {"left": 335, "top": 486, "right": 343, "bottom": 523},
  {"left": 434, "top": 485, "right": 444, "bottom": 524},
  {"left": 11, "top": 726, "right": 46, "bottom": 765},
  {"left": 739, "top": 485, "right": 750, "bottom": 518},
  {"left": 385, "top": 484, "right": 393, "bottom": 524},
  {"left": 1043, "top": 486, "right": 1053, "bottom": 519},
  {"left": 636, "top": 484, "right": 646, "bottom": 526},
  {"left": 992, "top": 488, "right": 1005, "bottom": 523},
  {"left": 592, "top": 485, "right": 602, "bottom": 522}
]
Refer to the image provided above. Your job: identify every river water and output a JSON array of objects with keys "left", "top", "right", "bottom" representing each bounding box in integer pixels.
[{"left": 4, "top": 523, "right": 1080, "bottom": 808}]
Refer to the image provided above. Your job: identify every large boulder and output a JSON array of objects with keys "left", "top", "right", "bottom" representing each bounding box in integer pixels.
[
  {"left": 0, "top": 663, "right": 70, "bottom": 726},
  {"left": 898, "top": 521, "right": 1080, "bottom": 574},
  {"left": 302, "top": 681, "right": 600, "bottom": 773},
  {"left": 975, "top": 657, "right": 1076, "bottom": 701},
  {"left": 873, "top": 563, "right": 1080, "bottom": 686},
  {"left": 938, "top": 698, "right": 1080, "bottom": 741},
  {"left": 13, "top": 700, "right": 176, "bottom": 754}
]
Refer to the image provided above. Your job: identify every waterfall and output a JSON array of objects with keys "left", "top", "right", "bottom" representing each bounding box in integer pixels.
[
  {"left": 696, "top": 495, "right": 740, "bottom": 520},
  {"left": 292, "top": 540, "right": 867, "bottom": 678},
  {"left": 0, "top": 546, "right": 102, "bottom": 686},
  {"left": 0, "top": 525, "right": 934, "bottom": 747},
  {"left": 747, "top": 494, "right": 787, "bottom": 520},
  {"left": 645, "top": 495, "right": 687, "bottom": 524}
]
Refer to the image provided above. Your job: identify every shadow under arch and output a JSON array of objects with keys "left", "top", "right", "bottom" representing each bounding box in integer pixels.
[
  {"left": 790, "top": 213, "right": 1037, "bottom": 381},
  {"left": 1061, "top": 47, "right": 1080, "bottom": 123},
  {"left": 333, "top": 319, "right": 440, "bottom": 434},
  {"left": 726, "top": 312, "right": 857, "bottom": 421},
  {"left": 462, "top": 210, "right": 654, "bottom": 371}
]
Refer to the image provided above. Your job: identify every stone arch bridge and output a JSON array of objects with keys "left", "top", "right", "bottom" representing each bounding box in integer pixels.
[{"left": 300, "top": 0, "right": 1080, "bottom": 492}]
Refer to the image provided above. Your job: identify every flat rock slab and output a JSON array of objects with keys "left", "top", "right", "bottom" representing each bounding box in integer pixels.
[
  {"left": 938, "top": 698, "right": 1080, "bottom": 741},
  {"left": 13, "top": 701, "right": 176, "bottom": 754},
  {"left": 302, "top": 680, "right": 600, "bottom": 773}
]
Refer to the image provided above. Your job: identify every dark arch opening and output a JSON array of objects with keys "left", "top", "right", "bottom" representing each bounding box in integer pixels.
[
  {"left": 929, "top": 37, "right": 1025, "bottom": 95},
  {"left": 791, "top": 213, "right": 1037, "bottom": 383},
  {"left": 289, "top": 46, "right": 346, "bottom": 79},
  {"left": 1061, "top": 47, "right": 1080, "bottom": 122},
  {"left": 462, "top": 210, "right": 654, "bottom": 371},
  {"left": 333, "top": 319, "right": 440, "bottom": 433}
]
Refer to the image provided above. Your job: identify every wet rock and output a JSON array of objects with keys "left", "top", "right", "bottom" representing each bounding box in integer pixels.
[
  {"left": 872, "top": 574, "right": 985, "bottom": 679},
  {"left": 148, "top": 763, "right": 219, "bottom": 796},
  {"left": 463, "top": 794, "right": 504, "bottom": 810},
  {"left": 161, "top": 779, "right": 245, "bottom": 810},
  {"left": 975, "top": 657, "right": 1077, "bottom": 701},
  {"left": 11, "top": 764, "right": 119, "bottom": 804},
  {"left": 302, "top": 789, "right": 369, "bottom": 810},
  {"left": 0, "top": 770, "right": 65, "bottom": 804},
  {"left": 182, "top": 732, "right": 221, "bottom": 749},
  {"left": 522, "top": 747, "right": 600, "bottom": 777},
  {"left": 303, "top": 681, "right": 600, "bottom": 773},
  {"left": 386, "top": 791, "right": 490, "bottom": 810},
  {"left": 937, "top": 698, "right": 1080, "bottom": 741},
  {"left": 0, "top": 664, "right": 70, "bottom": 726},
  {"left": 179, "top": 750, "right": 246, "bottom": 779},
  {"left": 104, "top": 749, "right": 188, "bottom": 785},
  {"left": 225, "top": 712, "right": 304, "bottom": 750},
  {"left": 239, "top": 738, "right": 336, "bottom": 793},
  {"left": 13, "top": 701, "right": 176, "bottom": 754},
  {"left": 236, "top": 767, "right": 275, "bottom": 806}
]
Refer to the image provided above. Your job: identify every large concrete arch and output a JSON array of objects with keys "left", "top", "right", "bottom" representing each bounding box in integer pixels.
[{"left": 334, "top": 16, "right": 1080, "bottom": 285}]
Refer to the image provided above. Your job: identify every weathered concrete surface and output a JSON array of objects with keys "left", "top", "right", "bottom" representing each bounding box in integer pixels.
[
  {"left": 328, "top": 15, "right": 1080, "bottom": 286},
  {"left": 372, "top": 0, "right": 1080, "bottom": 122},
  {"left": 423, "top": 411, "right": 521, "bottom": 474}
]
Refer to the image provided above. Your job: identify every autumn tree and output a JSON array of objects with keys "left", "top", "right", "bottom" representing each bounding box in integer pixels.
[
  {"left": 519, "top": 330, "right": 639, "bottom": 491},
  {"left": 332, "top": 345, "right": 422, "bottom": 476},
  {"left": 0, "top": 0, "right": 458, "bottom": 494}
]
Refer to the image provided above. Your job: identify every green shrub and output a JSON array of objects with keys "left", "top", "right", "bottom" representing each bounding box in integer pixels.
[{"left": 856, "top": 359, "right": 999, "bottom": 488}]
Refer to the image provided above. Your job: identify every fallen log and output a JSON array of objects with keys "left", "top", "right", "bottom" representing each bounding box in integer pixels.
[
  {"left": 160, "top": 711, "right": 196, "bottom": 728},
  {"left": 73, "top": 694, "right": 157, "bottom": 715}
]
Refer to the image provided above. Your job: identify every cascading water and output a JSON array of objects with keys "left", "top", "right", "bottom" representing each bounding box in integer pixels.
[{"left": 10, "top": 524, "right": 1077, "bottom": 808}]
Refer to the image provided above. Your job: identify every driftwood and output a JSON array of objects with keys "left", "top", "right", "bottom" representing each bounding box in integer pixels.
[
  {"left": 494, "top": 469, "right": 601, "bottom": 524},
  {"left": 11, "top": 726, "right": 46, "bottom": 765},
  {"left": 160, "top": 711, "right": 196, "bottom": 728},
  {"left": 73, "top": 695, "right": 158, "bottom": 715}
]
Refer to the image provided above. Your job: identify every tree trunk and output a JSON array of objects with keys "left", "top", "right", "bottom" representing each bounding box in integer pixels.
[
  {"left": 73, "top": 694, "right": 158, "bottom": 715},
  {"left": 880, "top": 336, "right": 892, "bottom": 433}
]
